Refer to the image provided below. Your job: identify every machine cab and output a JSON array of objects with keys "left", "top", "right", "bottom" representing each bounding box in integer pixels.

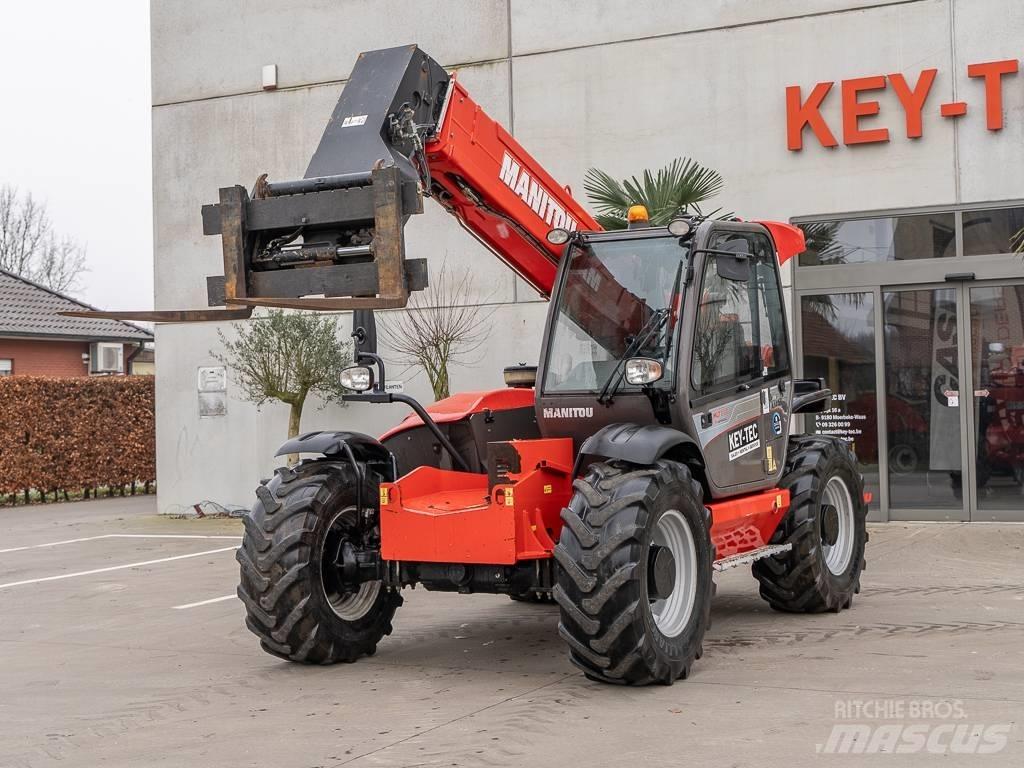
[{"left": 535, "top": 218, "right": 794, "bottom": 499}]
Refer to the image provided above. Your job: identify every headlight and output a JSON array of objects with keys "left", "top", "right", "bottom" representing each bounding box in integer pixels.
[
  {"left": 624, "top": 358, "right": 664, "bottom": 386},
  {"left": 340, "top": 365, "right": 374, "bottom": 392}
]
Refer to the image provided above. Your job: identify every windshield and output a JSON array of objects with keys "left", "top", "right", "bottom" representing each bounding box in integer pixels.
[{"left": 543, "top": 236, "right": 688, "bottom": 393}]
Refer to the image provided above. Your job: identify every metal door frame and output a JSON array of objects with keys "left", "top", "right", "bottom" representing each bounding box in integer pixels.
[
  {"left": 791, "top": 200, "right": 1024, "bottom": 522},
  {"left": 879, "top": 281, "right": 972, "bottom": 523},
  {"left": 796, "top": 279, "right": 1024, "bottom": 522},
  {"left": 959, "top": 277, "right": 1024, "bottom": 522}
]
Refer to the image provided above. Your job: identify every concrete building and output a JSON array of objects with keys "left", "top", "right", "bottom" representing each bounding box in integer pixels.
[{"left": 152, "top": 0, "right": 1024, "bottom": 522}]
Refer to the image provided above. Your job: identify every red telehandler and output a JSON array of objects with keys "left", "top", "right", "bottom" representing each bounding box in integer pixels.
[{"left": 75, "top": 45, "right": 867, "bottom": 685}]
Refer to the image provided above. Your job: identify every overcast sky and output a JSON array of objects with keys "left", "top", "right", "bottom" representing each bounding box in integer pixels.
[{"left": 0, "top": 2, "right": 152, "bottom": 311}]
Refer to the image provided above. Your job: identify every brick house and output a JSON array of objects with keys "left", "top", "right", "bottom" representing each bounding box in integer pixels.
[{"left": 0, "top": 269, "right": 153, "bottom": 377}]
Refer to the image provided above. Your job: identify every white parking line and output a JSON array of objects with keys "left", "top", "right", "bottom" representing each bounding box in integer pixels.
[
  {"left": 173, "top": 594, "right": 237, "bottom": 610},
  {"left": 0, "top": 533, "right": 241, "bottom": 554},
  {"left": 0, "top": 546, "right": 239, "bottom": 590}
]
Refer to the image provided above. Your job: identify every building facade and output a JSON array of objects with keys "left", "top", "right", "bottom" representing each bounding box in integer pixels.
[
  {"left": 0, "top": 269, "right": 153, "bottom": 377},
  {"left": 151, "top": 0, "right": 1024, "bottom": 521}
]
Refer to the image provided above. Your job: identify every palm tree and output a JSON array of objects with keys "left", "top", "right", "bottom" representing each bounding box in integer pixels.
[{"left": 583, "top": 158, "right": 724, "bottom": 230}]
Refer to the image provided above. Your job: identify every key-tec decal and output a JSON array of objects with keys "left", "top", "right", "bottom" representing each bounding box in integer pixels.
[{"left": 727, "top": 421, "right": 761, "bottom": 461}]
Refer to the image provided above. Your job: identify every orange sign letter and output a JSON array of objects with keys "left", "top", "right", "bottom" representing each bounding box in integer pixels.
[
  {"left": 786, "top": 82, "right": 838, "bottom": 151},
  {"left": 967, "top": 59, "right": 1019, "bottom": 130},
  {"left": 889, "top": 69, "right": 937, "bottom": 139},
  {"left": 841, "top": 76, "right": 890, "bottom": 145}
]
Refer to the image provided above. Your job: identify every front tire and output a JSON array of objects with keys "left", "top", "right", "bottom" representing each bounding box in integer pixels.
[
  {"left": 237, "top": 461, "right": 401, "bottom": 664},
  {"left": 753, "top": 436, "right": 867, "bottom": 613},
  {"left": 553, "top": 460, "right": 713, "bottom": 685}
]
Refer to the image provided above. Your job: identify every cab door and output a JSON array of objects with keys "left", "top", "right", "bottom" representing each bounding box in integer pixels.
[{"left": 688, "top": 226, "right": 792, "bottom": 495}]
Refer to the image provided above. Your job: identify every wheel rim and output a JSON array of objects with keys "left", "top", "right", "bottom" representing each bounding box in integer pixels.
[
  {"left": 320, "top": 508, "right": 381, "bottom": 621},
  {"left": 648, "top": 509, "right": 697, "bottom": 638},
  {"left": 889, "top": 445, "right": 917, "bottom": 474},
  {"left": 821, "top": 476, "right": 855, "bottom": 575}
]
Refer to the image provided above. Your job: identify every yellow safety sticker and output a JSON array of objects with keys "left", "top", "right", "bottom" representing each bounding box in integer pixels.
[
  {"left": 379, "top": 486, "right": 390, "bottom": 506},
  {"left": 505, "top": 489, "right": 514, "bottom": 507},
  {"left": 543, "top": 484, "right": 552, "bottom": 494}
]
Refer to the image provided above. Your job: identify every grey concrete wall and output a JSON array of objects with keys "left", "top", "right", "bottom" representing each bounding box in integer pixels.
[{"left": 152, "top": 0, "right": 1024, "bottom": 512}]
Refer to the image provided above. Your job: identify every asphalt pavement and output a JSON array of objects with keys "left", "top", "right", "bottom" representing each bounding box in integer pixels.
[{"left": 1, "top": 497, "right": 1022, "bottom": 767}]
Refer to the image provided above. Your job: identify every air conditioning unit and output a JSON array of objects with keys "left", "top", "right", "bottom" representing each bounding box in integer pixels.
[{"left": 90, "top": 342, "right": 124, "bottom": 375}]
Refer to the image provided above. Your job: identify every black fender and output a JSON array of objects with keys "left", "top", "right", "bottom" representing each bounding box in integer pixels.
[
  {"left": 578, "top": 423, "right": 699, "bottom": 467},
  {"left": 275, "top": 430, "right": 396, "bottom": 481}
]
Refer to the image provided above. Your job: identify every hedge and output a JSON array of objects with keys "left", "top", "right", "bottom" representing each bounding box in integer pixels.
[{"left": 0, "top": 376, "right": 155, "bottom": 499}]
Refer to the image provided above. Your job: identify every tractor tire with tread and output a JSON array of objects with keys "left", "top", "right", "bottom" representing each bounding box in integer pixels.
[
  {"left": 237, "top": 460, "right": 401, "bottom": 664},
  {"left": 554, "top": 459, "right": 714, "bottom": 685},
  {"left": 753, "top": 436, "right": 867, "bottom": 613}
]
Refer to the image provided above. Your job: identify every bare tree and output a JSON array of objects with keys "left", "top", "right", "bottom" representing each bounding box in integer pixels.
[
  {"left": 382, "top": 263, "right": 495, "bottom": 400},
  {"left": 0, "top": 185, "right": 87, "bottom": 293}
]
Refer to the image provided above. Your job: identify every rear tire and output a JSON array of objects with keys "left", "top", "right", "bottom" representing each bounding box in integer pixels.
[
  {"left": 237, "top": 461, "right": 401, "bottom": 664},
  {"left": 753, "top": 436, "right": 867, "bottom": 613},
  {"left": 554, "top": 460, "right": 713, "bottom": 685}
]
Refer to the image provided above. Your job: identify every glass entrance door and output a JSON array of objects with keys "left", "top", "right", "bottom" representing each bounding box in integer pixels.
[
  {"left": 882, "top": 287, "right": 967, "bottom": 519},
  {"left": 966, "top": 283, "right": 1024, "bottom": 520},
  {"left": 881, "top": 280, "right": 1024, "bottom": 521}
]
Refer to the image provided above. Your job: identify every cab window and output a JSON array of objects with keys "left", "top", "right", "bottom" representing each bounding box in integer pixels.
[{"left": 691, "top": 231, "right": 789, "bottom": 397}]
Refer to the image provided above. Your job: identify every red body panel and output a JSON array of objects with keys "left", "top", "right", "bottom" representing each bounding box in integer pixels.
[
  {"left": 379, "top": 438, "right": 574, "bottom": 564},
  {"left": 755, "top": 220, "right": 806, "bottom": 264},
  {"left": 379, "top": 430, "right": 790, "bottom": 565},
  {"left": 425, "top": 75, "right": 601, "bottom": 298},
  {"left": 379, "top": 387, "right": 535, "bottom": 442},
  {"left": 707, "top": 489, "right": 790, "bottom": 559}
]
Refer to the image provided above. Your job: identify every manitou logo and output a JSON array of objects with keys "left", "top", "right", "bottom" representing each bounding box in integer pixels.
[
  {"left": 499, "top": 152, "right": 578, "bottom": 231},
  {"left": 542, "top": 407, "right": 593, "bottom": 419}
]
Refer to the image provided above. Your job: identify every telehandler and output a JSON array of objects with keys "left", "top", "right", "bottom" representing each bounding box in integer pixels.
[{"left": 75, "top": 45, "right": 867, "bottom": 685}]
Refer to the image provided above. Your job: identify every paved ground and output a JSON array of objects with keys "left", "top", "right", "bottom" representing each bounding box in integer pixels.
[{"left": 1, "top": 497, "right": 1022, "bottom": 767}]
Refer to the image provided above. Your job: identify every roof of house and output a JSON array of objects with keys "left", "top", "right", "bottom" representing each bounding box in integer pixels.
[{"left": 0, "top": 269, "right": 153, "bottom": 342}]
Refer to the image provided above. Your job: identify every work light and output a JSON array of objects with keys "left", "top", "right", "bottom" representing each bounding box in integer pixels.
[
  {"left": 340, "top": 365, "right": 374, "bottom": 392},
  {"left": 546, "top": 228, "right": 571, "bottom": 245}
]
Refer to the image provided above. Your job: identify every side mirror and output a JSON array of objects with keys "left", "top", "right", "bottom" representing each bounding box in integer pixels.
[
  {"left": 352, "top": 308, "right": 377, "bottom": 356},
  {"left": 717, "top": 255, "right": 750, "bottom": 282},
  {"left": 340, "top": 365, "right": 374, "bottom": 392},
  {"left": 716, "top": 240, "right": 752, "bottom": 282}
]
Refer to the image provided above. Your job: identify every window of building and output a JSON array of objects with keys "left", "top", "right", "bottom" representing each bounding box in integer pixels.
[
  {"left": 962, "top": 206, "right": 1024, "bottom": 256},
  {"left": 798, "top": 213, "right": 956, "bottom": 266},
  {"left": 800, "top": 293, "right": 878, "bottom": 508},
  {"left": 883, "top": 288, "right": 963, "bottom": 510},
  {"left": 0, "top": 359, "right": 11, "bottom": 376}
]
